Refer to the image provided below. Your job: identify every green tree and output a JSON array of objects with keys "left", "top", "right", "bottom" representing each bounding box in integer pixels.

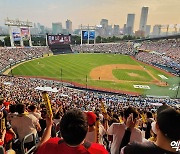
[
  {"left": 31, "top": 36, "right": 46, "bottom": 46},
  {"left": 71, "top": 35, "right": 81, "bottom": 44},
  {"left": 0, "top": 40, "right": 3, "bottom": 47},
  {"left": 96, "top": 36, "right": 102, "bottom": 43},
  {"left": 4, "top": 36, "right": 11, "bottom": 46},
  {"left": 23, "top": 40, "right": 30, "bottom": 46}
]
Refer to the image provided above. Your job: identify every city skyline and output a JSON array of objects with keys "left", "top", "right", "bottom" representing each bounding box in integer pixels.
[{"left": 0, "top": 0, "right": 180, "bottom": 30}]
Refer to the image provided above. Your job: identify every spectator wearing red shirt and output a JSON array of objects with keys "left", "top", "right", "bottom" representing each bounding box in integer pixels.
[{"left": 36, "top": 109, "right": 108, "bottom": 154}]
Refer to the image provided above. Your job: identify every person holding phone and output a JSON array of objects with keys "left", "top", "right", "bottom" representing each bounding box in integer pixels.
[
  {"left": 121, "top": 106, "right": 180, "bottom": 154},
  {"left": 107, "top": 107, "right": 143, "bottom": 154}
]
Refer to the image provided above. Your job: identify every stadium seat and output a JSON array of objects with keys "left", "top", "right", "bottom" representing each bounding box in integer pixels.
[{"left": 21, "top": 133, "right": 36, "bottom": 154}]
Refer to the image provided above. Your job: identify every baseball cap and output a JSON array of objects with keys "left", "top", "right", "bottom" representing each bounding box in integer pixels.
[
  {"left": 85, "top": 111, "right": 97, "bottom": 126},
  {"left": 157, "top": 106, "right": 180, "bottom": 141}
]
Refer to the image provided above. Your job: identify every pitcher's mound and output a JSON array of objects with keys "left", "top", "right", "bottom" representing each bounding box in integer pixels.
[
  {"left": 89, "top": 64, "right": 168, "bottom": 86},
  {"left": 90, "top": 64, "right": 143, "bottom": 82}
]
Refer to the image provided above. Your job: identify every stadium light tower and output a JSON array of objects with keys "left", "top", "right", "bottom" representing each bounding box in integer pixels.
[
  {"left": 5, "top": 18, "right": 33, "bottom": 47},
  {"left": 80, "top": 25, "right": 96, "bottom": 45}
]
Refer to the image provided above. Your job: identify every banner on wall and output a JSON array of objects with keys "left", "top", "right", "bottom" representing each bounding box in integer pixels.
[{"left": 21, "top": 28, "right": 30, "bottom": 40}]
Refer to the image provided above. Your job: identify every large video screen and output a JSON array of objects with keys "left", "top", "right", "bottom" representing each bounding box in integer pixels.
[
  {"left": 21, "top": 28, "right": 30, "bottom": 41},
  {"left": 82, "top": 31, "right": 95, "bottom": 40},
  {"left": 89, "top": 31, "right": 95, "bottom": 40},
  {"left": 82, "top": 31, "right": 88, "bottom": 40},
  {"left": 47, "top": 34, "right": 71, "bottom": 46},
  {"left": 12, "top": 28, "right": 21, "bottom": 41}
]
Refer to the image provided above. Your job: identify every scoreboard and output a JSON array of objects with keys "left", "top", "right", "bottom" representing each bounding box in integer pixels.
[{"left": 47, "top": 34, "right": 71, "bottom": 46}]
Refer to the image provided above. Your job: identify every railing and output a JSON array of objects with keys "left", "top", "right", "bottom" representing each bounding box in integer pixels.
[{"left": 21, "top": 133, "right": 36, "bottom": 154}]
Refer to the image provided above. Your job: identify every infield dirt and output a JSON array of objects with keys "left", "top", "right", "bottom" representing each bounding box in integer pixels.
[{"left": 89, "top": 64, "right": 167, "bottom": 86}]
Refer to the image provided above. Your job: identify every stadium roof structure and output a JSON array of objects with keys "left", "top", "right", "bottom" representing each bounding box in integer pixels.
[
  {"left": 5, "top": 18, "right": 33, "bottom": 27},
  {"left": 135, "top": 34, "right": 180, "bottom": 42}
]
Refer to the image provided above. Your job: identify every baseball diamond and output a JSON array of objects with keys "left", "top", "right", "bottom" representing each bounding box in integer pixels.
[{"left": 5, "top": 53, "right": 179, "bottom": 98}]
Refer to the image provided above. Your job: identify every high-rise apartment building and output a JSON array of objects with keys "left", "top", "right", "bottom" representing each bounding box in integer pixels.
[
  {"left": 66, "top": 19, "right": 72, "bottom": 34},
  {"left": 52, "top": 22, "right": 62, "bottom": 35},
  {"left": 100, "top": 19, "right": 108, "bottom": 29},
  {"left": 153, "top": 25, "right": 161, "bottom": 36},
  {"left": 145, "top": 25, "right": 151, "bottom": 36},
  {"left": 113, "top": 25, "right": 120, "bottom": 36},
  {"left": 40, "top": 25, "right": 45, "bottom": 34},
  {"left": 100, "top": 19, "right": 109, "bottom": 36},
  {"left": 126, "top": 14, "right": 135, "bottom": 35},
  {"left": 139, "top": 7, "right": 149, "bottom": 32}
]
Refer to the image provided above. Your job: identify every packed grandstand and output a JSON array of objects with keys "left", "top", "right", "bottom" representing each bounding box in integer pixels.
[
  {"left": 0, "top": 38, "right": 180, "bottom": 154},
  {"left": 71, "top": 39, "right": 180, "bottom": 75},
  {"left": 0, "top": 39, "right": 179, "bottom": 75}
]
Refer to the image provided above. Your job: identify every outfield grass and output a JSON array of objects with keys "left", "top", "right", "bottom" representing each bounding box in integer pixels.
[{"left": 11, "top": 53, "right": 179, "bottom": 98}]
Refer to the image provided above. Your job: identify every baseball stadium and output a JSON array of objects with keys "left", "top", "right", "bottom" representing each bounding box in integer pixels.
[
  {"left": 1, "top": 0, "right": 180, "bottom": 153},
  {"left": 2, "top": 38, "right": 180, "bottom": 98},
  {"left": 0, "top": 24, "right": 180, "bottom": 154}
]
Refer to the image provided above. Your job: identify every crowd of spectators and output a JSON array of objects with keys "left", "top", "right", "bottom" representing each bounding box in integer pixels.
[
  {"left": 71, "top": 42, "right": 134, "bottom": 55},
  {"left": 136, "top": 39, "right": 180, "bottom": 75},
  {"left": 0, "top": 39, "right": 179, "bottom": 75},
  {"left": 0, "top": 40, "right": 179, "bottom": 153},
  {"left": 71, "top": 39, "right": 180, "bottom": 75},
  {"left": 0, "top": 76, "right": 180, "bottom": 154},
  {"left": 135, "top": 52, "right": 168, "bottom": 66},
  {"left": 0, "top": 75, "right": 179, "bottom": 153},
  {"left": 139, "top": 39, "right": 180, "bottom": 62},
  {"left": 0, "top": 76, "right": 179, "bottom": 112},
  {"left": 0, "top": 47, "right": 52, "bottom": 72}
]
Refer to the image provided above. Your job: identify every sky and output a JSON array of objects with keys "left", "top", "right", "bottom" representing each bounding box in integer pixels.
[{"left": 0, "top": 0, "right": 180, "bottom": 30}]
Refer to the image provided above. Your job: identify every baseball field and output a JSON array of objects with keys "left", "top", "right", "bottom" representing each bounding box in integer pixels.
[{"left": 8, "top": 53, "right": 180, "bottom": 98}]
